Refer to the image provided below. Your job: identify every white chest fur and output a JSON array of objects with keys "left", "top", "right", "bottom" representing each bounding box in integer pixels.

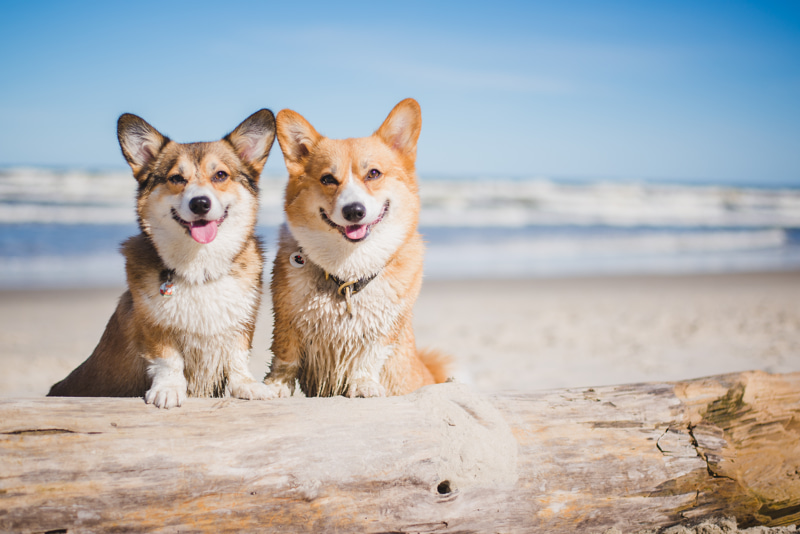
[
  {"left": 133, "top": 269, "right": 260, "bottom": 397},
  {"left": 288, "top": 264, "right": 400, "bottom": 338},
  {"left": 138, "top": 271, "right": 258, "bottom": 338},
  {"left": 285, "top": 257, "right": 406, "bottom": 394}
]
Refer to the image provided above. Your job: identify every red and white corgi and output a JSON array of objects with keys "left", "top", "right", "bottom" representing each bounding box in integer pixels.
[
  {"left": 48, "top": 110, "right": 276, "bottom": 408},
  {"left": 264, "top": 98, "right": 450, "bottom": 398}
]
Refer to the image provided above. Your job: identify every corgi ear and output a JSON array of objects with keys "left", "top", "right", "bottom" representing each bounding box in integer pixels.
[
  {"left": 117, "top": 114, "right": 168, "bottom": 178},
  {"left": 375, "top": 98, "right": 422, "bottom": 161},
  {"left": 225, "top": 109, "right": 276, "bottom": 176},
  {"left": 276, "top": 109, "right": 322, "bottom": 175}
]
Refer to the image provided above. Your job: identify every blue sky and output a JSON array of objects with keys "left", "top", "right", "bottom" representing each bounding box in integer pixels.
[{"left": 1, "top": 1, "right": 799, "bottom": 184}]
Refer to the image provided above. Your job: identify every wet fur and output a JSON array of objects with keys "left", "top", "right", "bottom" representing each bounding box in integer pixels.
[
  {"left": 48, "top": 110, "right": 276, "bottom": 407},
  {"left": 265, "top": 99, "right": 450, "bottom": 398}
]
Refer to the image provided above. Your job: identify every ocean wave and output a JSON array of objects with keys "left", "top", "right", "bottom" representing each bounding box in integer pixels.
[
  {"left": 2, "top": 169, "right": 799, "bottom": 287},
  {"left": 1, "top": 169, "right": 799, "bottom": 228},
  {"left": 418, "top": 179, "right": 800, "bottom": 228},
  {"left": 0, "top": 168, "right": 285, "bottom": 225},
  {"left": 423, "top": 228, "right": 800, "bottom": 279}
]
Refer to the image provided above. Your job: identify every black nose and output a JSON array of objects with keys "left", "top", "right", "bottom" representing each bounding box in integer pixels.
[
  {"left": 342, "top": 202, "right": 366, "bottom": 223},
  {"left": 189, "top": 196, "right": 211, "bottom": 215}
]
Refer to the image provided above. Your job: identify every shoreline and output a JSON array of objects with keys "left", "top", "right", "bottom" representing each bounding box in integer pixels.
[{"left": 2, "top": 271, "right": 799, "bottom": 397}]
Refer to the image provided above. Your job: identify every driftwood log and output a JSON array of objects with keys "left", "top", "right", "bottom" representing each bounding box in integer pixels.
[{"left": 1, "top": 370, "right": 799, "bottom": 533}]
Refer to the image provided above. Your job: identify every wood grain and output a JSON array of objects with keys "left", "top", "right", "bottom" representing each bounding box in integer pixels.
[{"left": 2, "top": 371, "right": 798, "bottom": 533}]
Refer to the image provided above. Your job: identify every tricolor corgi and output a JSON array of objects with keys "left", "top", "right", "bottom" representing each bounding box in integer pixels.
[
  {"left": 264, "top": 98, "right": 450, "bottom": 398},
  {"left": 48, "top": 110, "right": 276, "bottom": 408}
]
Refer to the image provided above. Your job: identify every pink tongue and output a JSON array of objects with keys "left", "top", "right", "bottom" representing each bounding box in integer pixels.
[
  {"left": 345, "top": 224, "right": 368, "bottom": 240},
  {"left": 190, "top": 221, "right": 218, "bottom": 244}
]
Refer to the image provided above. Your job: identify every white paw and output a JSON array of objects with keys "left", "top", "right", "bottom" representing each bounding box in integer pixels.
[
  {"left": 145, "top": 384, "right": 186, "bottom": 409},
  {"left": 262, "top": 379, "right": 294, "bottom": 398},
  {"left": 229, "top": 380, "right": 274, "bottom": 400},
  {"left": 347, "top": 377, "right": 386, "bottom": 398}
]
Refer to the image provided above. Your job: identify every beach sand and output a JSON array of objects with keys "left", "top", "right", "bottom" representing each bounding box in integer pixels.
[{"left": 1, "top": 271, "right": 798, "bottom": 397}]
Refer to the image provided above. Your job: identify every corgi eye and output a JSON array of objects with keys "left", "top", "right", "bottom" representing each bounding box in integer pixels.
[
  {"left": 366, "top": 168, "right": 382, "bottom": 180},
  {"left": 213, "top": 170, "right": 229, "bottom": 183},
  {"left": 168, "top": 174, "right": 186, "bottom": 185},
  {"left": 320, "top": 174, "right": 339, "bottom": 186}
]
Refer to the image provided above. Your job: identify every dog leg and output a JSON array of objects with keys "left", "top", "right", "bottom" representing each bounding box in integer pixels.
[
  {"left": 346, "top": 347, "right": 389, "bottom": 398},
  {"left": 145, "top": 351, "right": 187, "bottom": 409},
  {"left": 226, "top": 348, "right": 275, "bottom": 400},
  {"left": 263, "top": 358, "right": 298, "bottom": 398},
  {"left": 347, "top": 376, "right": 386, "bottom": 398},
  {"left": 264, "top": 325, "right": 302, "bottom": 397}
]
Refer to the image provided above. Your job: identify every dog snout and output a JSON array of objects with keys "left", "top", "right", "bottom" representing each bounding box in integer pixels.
[
  {"left": 342, "top": 202, "right": 366, "bottom": 223},
  {"left": 189, "top": 196, "right": 212, "bottom": 216}
]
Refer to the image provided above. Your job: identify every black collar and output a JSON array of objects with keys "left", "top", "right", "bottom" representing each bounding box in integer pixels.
[
  {"left": 325, "top": 271, "right": 379, "bottom": 296},
  {"left": 296, "top": 248, "right": 380, "bottom": 296},
  {"left": 294, "top": 249, "right": 381, "bottom": 316}
]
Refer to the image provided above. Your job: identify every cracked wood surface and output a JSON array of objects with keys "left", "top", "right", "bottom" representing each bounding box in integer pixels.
[{"left": 1, "top": 371, "right": 798, "bottom": 533}]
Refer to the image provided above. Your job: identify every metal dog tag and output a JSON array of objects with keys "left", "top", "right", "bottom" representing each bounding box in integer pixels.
[
  {"left": 160, "top": 281, "right": 174, "bottom": 297},
  {"left": 289, "top": 251, "right": 306, "bottom": 268}
]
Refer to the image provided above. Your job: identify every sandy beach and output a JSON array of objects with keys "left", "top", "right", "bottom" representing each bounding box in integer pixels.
[{"left": 1, "top": 271, "right": 798, "bottom": 397}]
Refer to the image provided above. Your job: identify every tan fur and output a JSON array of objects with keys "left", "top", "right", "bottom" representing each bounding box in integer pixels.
[
  {"left": 49, "top": 110, "right": 277, "bottom": 407},
  {"left": 265, "top": 99, "right": 451, "bottom": 398}
]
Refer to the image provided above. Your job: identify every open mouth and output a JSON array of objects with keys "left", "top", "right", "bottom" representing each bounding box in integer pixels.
[
  {"left": 320, "top": 201, "right": 390, "bottom": 243},
  {"left": 171, "top": 207, "right": 228, "bottom": 244}
]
